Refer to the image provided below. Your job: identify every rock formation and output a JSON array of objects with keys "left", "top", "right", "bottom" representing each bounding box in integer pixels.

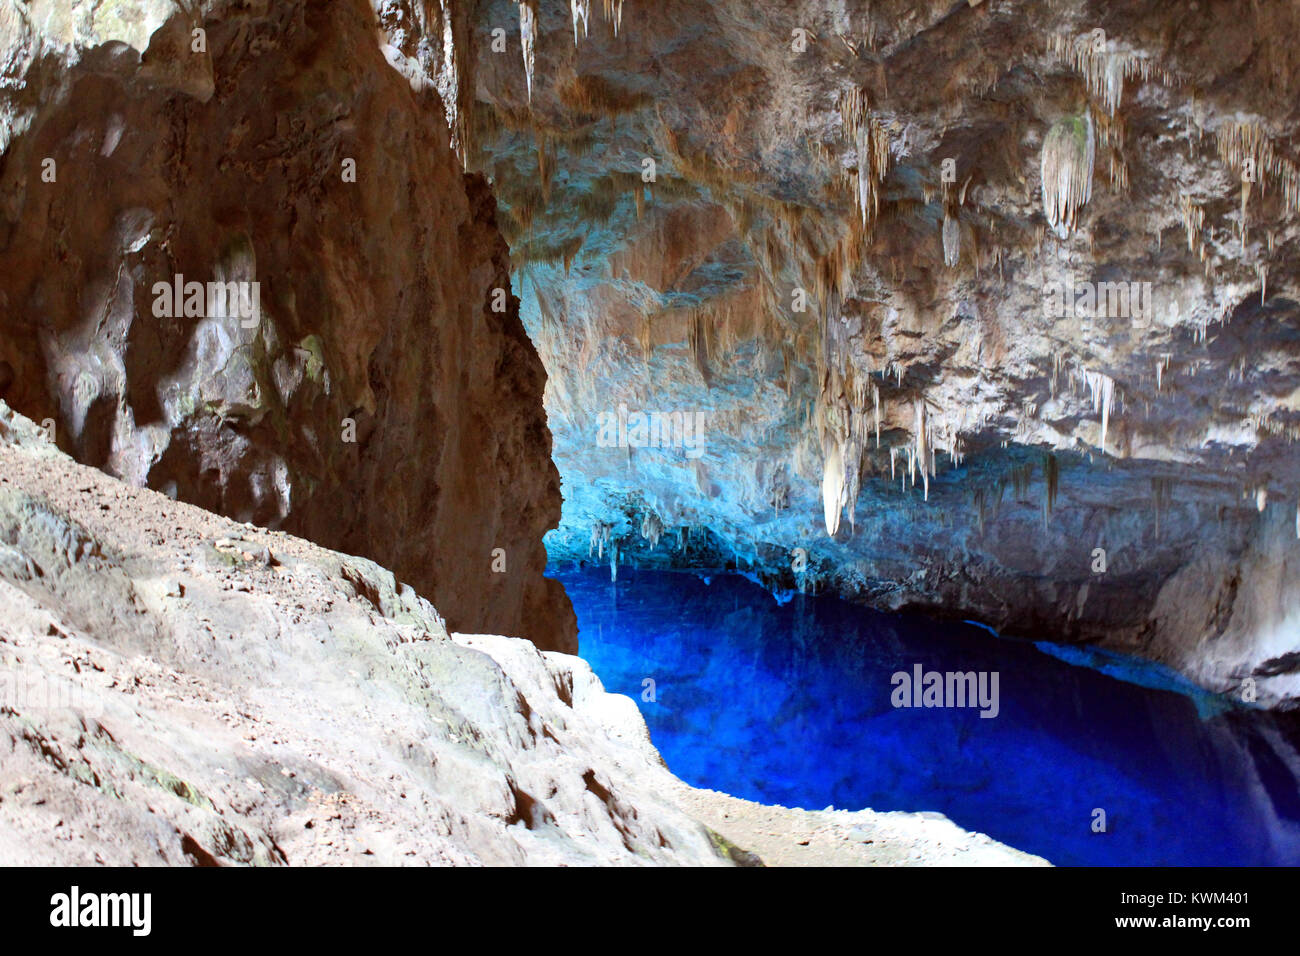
[
  {"left": 460, "top": 0, "right": 1300, "bottom": 705},
  {"left": 0, "top": 0, "right": 575, "bottom": 652},
  {"left": 0, "top": 398, "right": 1044, "bottom": 865},
  {"left": 0, "top": 398, "right": 722, "bottom": 864}
]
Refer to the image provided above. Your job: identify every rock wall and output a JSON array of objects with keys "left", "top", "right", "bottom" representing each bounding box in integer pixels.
[{"left": 0, "top": 0, "right": 575, "bottom": 651}]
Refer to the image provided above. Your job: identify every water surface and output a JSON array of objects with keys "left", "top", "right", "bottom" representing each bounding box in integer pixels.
[{"left": 554, "top": 565, "right": 1300, "bottom": 866}]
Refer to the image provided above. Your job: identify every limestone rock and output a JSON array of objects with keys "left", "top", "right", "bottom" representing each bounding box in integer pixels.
[{"left": 0, "top": 0, "right": 575, "bottom": 652}]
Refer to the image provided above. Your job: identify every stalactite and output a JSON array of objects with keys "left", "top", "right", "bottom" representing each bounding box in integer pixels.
[
  {"left": 688, "top": 312, "right": 710, "bottom": 387},
  {"left": 519, "top": 1, "right": 536, "bottom": 103},
  {"left": 1151, "top": 478, "right": 1175, "bottom": 539},
  {"left": 838, "top": 88, "right": 890, "bottom": 229},
  {"left": 1042, "top": 453, "right": 1059, "bottom": 527},
  {"left": 822, "top": 441, "right": 848, "bottom": 537},
  {"left": 1041, "top": 111, "right": 1095, "bottom": 239},
  {"left": 601, "top": 0, "right": 624, "bottom": 35},
  {"left": 873, "top": 382, "right": 881, "bottom": 447},
  {"left": 571, "top": 0, "right": 591, "bottom": 44},
  {"left": 434, "top": 0, "right": 471, "bottom": 163},
  {"left": 1179, "top": 194, "right": 1204, "bottom": 256},
  {"left": 914, "top": 398, "right": 929, "bottom": 502},
  {"left": 1009, "top": 463, "right": 1034, "bottom": 502},
  {"left": 942, "top": 211, "right": 960, "bottom": 267}
]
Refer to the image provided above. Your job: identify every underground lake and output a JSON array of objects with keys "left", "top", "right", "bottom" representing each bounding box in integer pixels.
[{"left": 553, "top": 564, "right": 1300, "bottom": 866}]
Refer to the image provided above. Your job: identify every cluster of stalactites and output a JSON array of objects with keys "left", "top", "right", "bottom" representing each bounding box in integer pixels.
[
  {"left": 519, "top": 0, "right": 632, "bottom": 99},
  {"left": 815, "top": 354, "right": 878, "bottom": 537},
  {"left": 1047, "top": 31, "right": 1178, "bottom": 119},
  {"left": 1076, "top": 368, "right": 1117, "bottom": 454},
  {"left": 1216, "top": 120, "right": 1300, "bottom": 216},
  {"left": 640, "top": 510, "right": 664, "bottom": 549},
  {"left": 589, "top": 520, "right": 612, "bottom": 559},
  {"left": 569, "top": 0, "right": 623, "bottom": 45},
  {"left": 571, "top": 0, "right": 591, "bottom": 43},
  {"left": 1179, "top": 193, "right": 1205, "bottom": 258},
  {"left": 1041, "top": 111, "right": 1095, "bottom": 239},
  {"left": 838, "top": 87, "right": 890, "bottom": 227},
  {"left": 603, "top": 0, "right": 624, "bottom": 36}
]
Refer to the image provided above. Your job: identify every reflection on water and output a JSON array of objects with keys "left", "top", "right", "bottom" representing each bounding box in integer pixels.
[{"left": 554, "top": 565, "right": 1300, "bottom": 866}]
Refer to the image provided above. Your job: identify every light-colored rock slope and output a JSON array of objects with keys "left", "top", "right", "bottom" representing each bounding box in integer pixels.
[{"left": 0, "top": 400, "right": 1042, "bottom": 866}]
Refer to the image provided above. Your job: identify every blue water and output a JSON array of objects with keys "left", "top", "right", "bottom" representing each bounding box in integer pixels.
[{"left": 553, "top": 565, "right": 1300, "bottom": 866}]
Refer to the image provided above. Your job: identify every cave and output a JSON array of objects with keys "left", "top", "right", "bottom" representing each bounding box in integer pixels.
[{"left": 0, "top": 0, "right": 1298, "bottom": 883}]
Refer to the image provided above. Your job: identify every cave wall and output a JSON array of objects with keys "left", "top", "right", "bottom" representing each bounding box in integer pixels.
[
  {"left": 462, "top": 0, "right": 1300, "bottom": 701},
  {"left": 0, "top": 0, "right": 576, "bottom": 652}
]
